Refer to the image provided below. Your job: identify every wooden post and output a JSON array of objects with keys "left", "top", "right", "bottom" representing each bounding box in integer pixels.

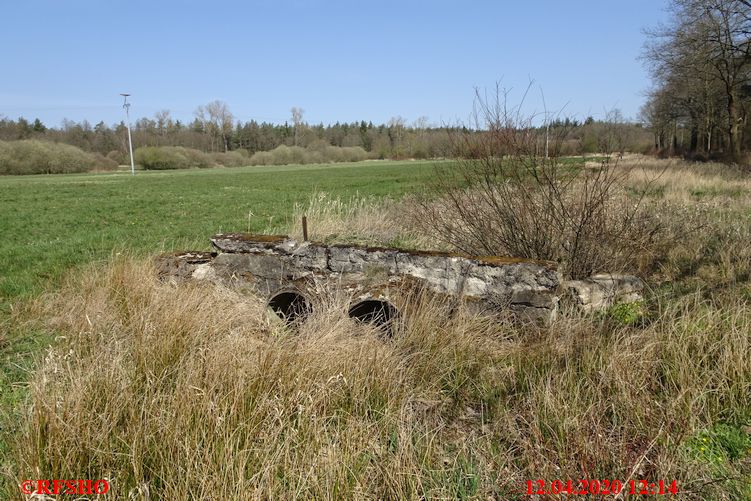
[{"left": 302, "top": 216, "right": 308, "bottom": 241}]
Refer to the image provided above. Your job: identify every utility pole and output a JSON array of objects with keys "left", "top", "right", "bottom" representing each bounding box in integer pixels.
[{"left": 120, "top": 93, "right": 135, "bottom": 175}]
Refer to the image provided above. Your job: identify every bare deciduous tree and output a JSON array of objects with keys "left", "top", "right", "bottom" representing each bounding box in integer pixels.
[
  {"left": 643, "top": 0, "right": 751, "bottom": 162},
  {"left": 154, "top": 110, "right": 172, "bottom": 145},
  {"left": 388, "top": 116, "right": 405, "bottom": 158},
  {"left": 195, "top": 100, "right": 234, "bottom": 152},
  {"left": 290, "top": 107, "right": 304, "bottom": 146}
]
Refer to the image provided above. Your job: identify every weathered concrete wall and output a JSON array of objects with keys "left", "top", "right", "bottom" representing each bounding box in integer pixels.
[
  {"left": 158, "top": 233, "right": 562, "bottom": 322},
  {"left": 564, "top": 274, "right": 644, "bottom": 312},
  {"left": 157, "top": 233, "right": 645, "bottom": 325}
]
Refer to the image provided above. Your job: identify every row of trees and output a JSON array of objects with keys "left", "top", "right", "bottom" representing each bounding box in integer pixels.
[
  {"left": 1, "top": 98, "right": 659, "bottom": 168},
  {"left": 0, "top": 111, "right": 652, "bottom": 165},
  {"left": 642, "top": 0, "right": 751, "bottom": 163},
  {"left": 0, "top": 107, "right": 456, "bottom": 161}
]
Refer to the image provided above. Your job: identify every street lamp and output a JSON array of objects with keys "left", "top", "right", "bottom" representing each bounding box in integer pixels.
[{"left": 120, "top": 93, "right": 135, "bottom": 175}]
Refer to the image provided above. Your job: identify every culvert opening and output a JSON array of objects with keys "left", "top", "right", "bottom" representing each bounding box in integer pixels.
[
  {"left": 348, "top": 300, "right": 398, "bottom": 334},
  {"left": 268, "top": 291, "right": 312, "bottom": 322}
]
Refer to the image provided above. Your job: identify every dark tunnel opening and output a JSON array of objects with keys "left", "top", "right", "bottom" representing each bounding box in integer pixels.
[
  {"left": 268, "top": 291, "right": 312, "bottom": 322},
  {"left": 348, "top": 299, "right": 398, "bottom": 334}
]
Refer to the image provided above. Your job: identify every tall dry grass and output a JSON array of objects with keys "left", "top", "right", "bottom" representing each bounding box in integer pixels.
[
  {"left": 608, "top": 157, "right": 751, "bottom": 286},
  {"left": 4, "top": 156, "right": 751, "bottom": 499},
  {"left": 286, "top": 192, "right": 433, "bottom": 250},
  {"left": 620, "top": 155, "right": 751, "bottom": 206},
  {"left": 5, "top": 255, "right": 750, "bottom": 499}
]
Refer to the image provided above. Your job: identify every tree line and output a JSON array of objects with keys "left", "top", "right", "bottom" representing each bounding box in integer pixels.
[
  {"left": 0, "top": 106, "right": 457, "bottom": 162},
  {"left": 642, "top": 0, "right": 751, "bottom": 163},
  {"left": 0, "top": 98, "right": 655, "bottom": 167}
]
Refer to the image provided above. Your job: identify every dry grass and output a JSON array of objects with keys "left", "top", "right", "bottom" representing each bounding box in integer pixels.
[
  {"left": 287, "top": 192, "right": 433, "bottom": 249},
  {"left": 609, "top": 156, "right": 751, "bottom": 285},
  {"left": 4, "top": 253, "right": 750, "bottom": 499},
  {"left": 619, "top": 155, "right": 751, "bottom": 205}
]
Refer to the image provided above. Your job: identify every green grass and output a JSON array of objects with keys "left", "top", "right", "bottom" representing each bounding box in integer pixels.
[{"left": 0, "top": 160, "right": 442, "bottom": 306}]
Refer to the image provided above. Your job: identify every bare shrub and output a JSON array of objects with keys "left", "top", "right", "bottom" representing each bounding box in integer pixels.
[
  {"left": 412, "top": 87, "right": 661, "bottom": 279},
  {"left": 135, "top": 146, "right": 214, "bottom": 170},
  {"left": 106, "top": 149, "right": 126, "bottom": 165},
  {"left": 210, "top": 150, "right": 249, "bottom": 167},
  {"left": 0, "top": 140, "right": 100, "bottom": 175},
  {"left": 263, "top": 144, "right": 307, "bottom": 165},
  {"left": 248, "top": 144, "right": 370, "bottom": 166},
  {"left": 90, "top": 152, "right": 118, "bottom": 171}
]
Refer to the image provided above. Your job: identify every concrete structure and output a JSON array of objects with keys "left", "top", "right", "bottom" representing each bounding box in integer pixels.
[
  {"left": 156, "top": 233, "right": 644, "bottom": 328},
  {"left": 564, "top": 274, "right": 645, "bottom": 312}
]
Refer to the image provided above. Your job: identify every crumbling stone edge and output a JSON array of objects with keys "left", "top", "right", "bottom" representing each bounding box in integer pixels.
[{"left": 156, "top": 233, "right": 644, "bottom": 325}]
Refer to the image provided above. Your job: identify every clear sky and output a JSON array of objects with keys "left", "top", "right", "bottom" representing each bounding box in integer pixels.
[{"left": 1, "top": 0, "right": 669, "bottom": 127}]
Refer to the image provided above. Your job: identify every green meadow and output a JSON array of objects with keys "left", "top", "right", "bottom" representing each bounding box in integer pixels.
[{"left": 0, "top": 160, "right": 441, "bottom": 305}]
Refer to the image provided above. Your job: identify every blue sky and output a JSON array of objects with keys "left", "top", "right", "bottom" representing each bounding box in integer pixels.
[{"left": 1, "top": 0, "right": 669, "bottom": 127}]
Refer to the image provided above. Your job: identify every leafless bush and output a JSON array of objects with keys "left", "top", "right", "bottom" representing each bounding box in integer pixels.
[
  {"left": 248, "top": 144, "right": 371, "bottom": 166},
  {"left": 412, "top": 86, "right": 662, "bottom": 279},
  {"left": 0, "top": 140, "right": 104, "bottom": 175},
  {"left": 106, "top": 149, "right": 126, "bottom": 165},
  {"left": 210, "top": 150, "right": 249, "bottom": 167},
  {"left": 135, "top": 146, "right": 214, "bottom": 170}
]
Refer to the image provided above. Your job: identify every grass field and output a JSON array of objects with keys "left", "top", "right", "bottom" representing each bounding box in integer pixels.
[
  {"left": 0, "top": 160, "right": 441, "bottom": 305},
  {"left": 2, "top": 157, "right": 750, "bottom": 499}
]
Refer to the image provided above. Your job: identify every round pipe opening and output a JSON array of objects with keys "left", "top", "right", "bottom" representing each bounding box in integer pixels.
[
  {"left": 348, "top": 299, "right": 398, "bottom": 333},
  {"left": 268, "top": 291, "right": 312, "bottom": 322}
]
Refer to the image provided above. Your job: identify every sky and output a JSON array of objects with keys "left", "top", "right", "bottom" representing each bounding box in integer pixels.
[{"left": 1, "top": 0, "right": 670, "bottom": 128}]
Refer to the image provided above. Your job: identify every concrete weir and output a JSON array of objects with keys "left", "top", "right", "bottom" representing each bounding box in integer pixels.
[{"left": 157, "top": 233, "right": 563, "bottom": 324}]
